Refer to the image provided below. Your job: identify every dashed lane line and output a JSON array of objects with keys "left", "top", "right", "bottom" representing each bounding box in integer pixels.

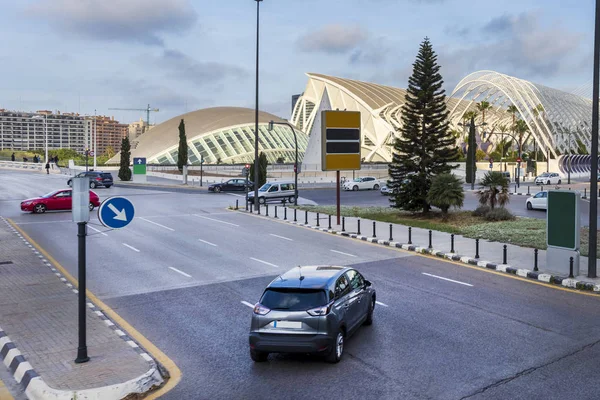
[
  {"left": 139, "top": 217, "right": 175, "bottom": 231},
  {"left": 122, "top": 243, "right": 140, "bottom": 252},
  {"left": 269, "top": 233, "right": 293, "bottom": 241},
  {"left": 250, "top": 257, "right": 280, "bottom": 268},
  {"left": 193, "top": 214, "right": 239, "bottom": 227},
  {"left": 198, "top": 239, "right": 217, "bottom": 246},
  {"left": 88, "top": 224, "right": 108, "bottom": 236},
  {"left": 169, "top": 267, "right": 192, "bottom": 278},
  {"left": 330, "top": 249, "right": 357, "bottom": 257},
  {"left": 241, "top": 301, "right": 255, "bottom": 308},
  {"left": 226, "top": 193, "right": 245, "bottom": 197},
  {"left": 422, "top": 272, "right": 473, "bottom": 287}
]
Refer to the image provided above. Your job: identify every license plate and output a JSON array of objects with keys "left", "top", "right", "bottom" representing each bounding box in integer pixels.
[{"left": 272, "top": 320, "right": 302, "bottom": 329}]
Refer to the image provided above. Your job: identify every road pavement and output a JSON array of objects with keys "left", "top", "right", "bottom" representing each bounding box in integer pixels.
[{"left": 2, "top": 170, "right": 600, "bottom": 399}]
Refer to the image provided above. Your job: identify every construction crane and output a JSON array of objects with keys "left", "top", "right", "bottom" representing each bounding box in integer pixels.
[{"left": 108, "top": 104, "right": 159, "bottom": 128}]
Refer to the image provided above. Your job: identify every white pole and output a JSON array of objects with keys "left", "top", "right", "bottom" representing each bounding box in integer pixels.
[
  {"left": 93, "top": 109, "right": 97, "bottom": 169},
  {"left": 45, "top": 114, "right": 48, "bottom": 163}
]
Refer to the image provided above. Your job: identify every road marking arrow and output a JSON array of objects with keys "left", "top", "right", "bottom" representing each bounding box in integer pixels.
[{"left": 108, "top": 203, "right": 127, "bottom": 221}]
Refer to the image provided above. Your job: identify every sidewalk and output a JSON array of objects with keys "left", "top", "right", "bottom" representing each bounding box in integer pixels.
[
  {"left": 0, "top": 218, "right": 165, "bottom": 399},
  {"left": 239, "top": 204, "right": 600, "bottom": 291}
]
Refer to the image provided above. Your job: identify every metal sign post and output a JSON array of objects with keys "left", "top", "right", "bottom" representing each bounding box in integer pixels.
[
  {"left": 72, "top": 177, "right": 90, "bottom": 364},
  {"left": 321, "top": 110, "right": 361, "bottom": 225},
  {"left": 243, "top": 164, "right": 250, "bottom": 209}
]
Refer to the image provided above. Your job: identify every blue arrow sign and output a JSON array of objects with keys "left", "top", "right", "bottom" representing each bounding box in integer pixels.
[
  {"left": 98, "top": 196, "right": 135, "bottom": 229},
  {"left": 133, "top": 157, "right": 146, "bottom": 165}
]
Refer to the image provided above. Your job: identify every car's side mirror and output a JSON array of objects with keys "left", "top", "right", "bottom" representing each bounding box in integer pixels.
[{"left": 364, "top": 280, "right": 372, "bottom": 287}]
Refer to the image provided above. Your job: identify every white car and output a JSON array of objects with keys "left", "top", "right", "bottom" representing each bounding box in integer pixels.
[
  {"left": 526, "top": 191, "right": 548, "bottom": 210},
  {"left": 342, "top": 177, "right": 381, "bottom": 191},
  {"left": 535, "top": 172, "right": 561, "bottom": 185}
]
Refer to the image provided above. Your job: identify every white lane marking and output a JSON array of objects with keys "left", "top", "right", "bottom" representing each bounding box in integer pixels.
[
  {"left": 169, "top": 267, "right": 192, "bottom": 278},
  {"left": 193, "top": 214, "right": 239, "bottom": 227},
  {"left": 241, "top": 301, "right": 255, "bottom": 308},
  {"left": 198, "top": 239, "right": 217, "bottom": 247},
  {"left": 269, "top": 233, "right": 293, "bottom": 241},
  {"left": 330, "top": 249, "right": 357, "bottom": 257},
  {"left": 250, "top": 257, "right": 280, "bottom": 268},
  {"left": 422, "top": 272, "right": 473, "bottom": 287},
  {"left": 88, "top": 225, "right": 108, "bottom": 236},
  {"left": 226, "top": 193, "right": 244, "bottom": 197},
  {"left": 122, "top": 243, "right": 140, "bottom": 252},
  {"left": 375, "top": 301, "right": 388, "bottom": 307},
  {"left": 139, "top": 217, "right": 175, "bottom": 231}
]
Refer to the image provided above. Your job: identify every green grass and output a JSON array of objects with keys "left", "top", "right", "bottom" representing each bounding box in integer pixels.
[{"left": 294, "top": 205, "right": 600, "bottom": 258}]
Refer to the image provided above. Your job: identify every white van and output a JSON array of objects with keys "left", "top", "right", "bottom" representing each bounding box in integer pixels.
[{"left": 247, "top": 181, "right": 297, "bottom": 204}]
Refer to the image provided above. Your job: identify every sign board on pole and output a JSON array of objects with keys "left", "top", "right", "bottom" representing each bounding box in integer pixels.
[
  {"left": 133, "top": 157, "right": 147, "bottom": 183},
  {"left": 72, "top": 177, "right": 90, "bottom": 223},
  {"left": 321, "top": 111, "right": 361, "bottom": 171},
  {"left": 98, "top": 196, "right": 135, "bottom": 229},
  {"left": 547, "top": 191, "right": 580, "bottom": 250}
]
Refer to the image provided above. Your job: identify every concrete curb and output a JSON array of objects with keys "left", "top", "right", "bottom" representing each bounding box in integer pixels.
[
  {"left": 0, "top": 217, "right": 165, "bottom": 400},
  {"left": 236, "top": 209, "right": 600, "bottom": 295}
]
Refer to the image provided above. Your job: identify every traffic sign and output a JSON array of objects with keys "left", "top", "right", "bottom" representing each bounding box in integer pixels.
[
  {"left": 516, "top": 157, "right": 522, "bottom": 163},
  {"left": 98, "top": 196, "right": 135, "bottom": 229},
  {"left": 133, "top": 157, "right": 147, "bottom": 175},
  {"left": 321, "top": 110, "right": 361, "bottom": 171}
]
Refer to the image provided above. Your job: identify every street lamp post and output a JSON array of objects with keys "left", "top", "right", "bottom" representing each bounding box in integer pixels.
[
  {"left": 93, "top": 110, "right": 97, "bottom": 170},
  {"left": 268, "top": 121, "right": 298, "bottom": 205},
  {"left": 253, "top": 0, "right": 263, "bottom": 211},
  {"left": 32, "top": 114, "right": 48, "bottom": 163}
]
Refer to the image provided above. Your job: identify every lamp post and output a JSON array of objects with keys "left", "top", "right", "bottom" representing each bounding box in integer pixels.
[
  {"left": 458, "top": 118, "right": 487, "bottom": 190},
  {"left": 484, "top": 131, "right": 522, "bottom": 187},
  {"left": 268, "top": 121, "right": 298, "bottom": 205},
  {"left": 567, "top": 130, "right": 572, "bottom": 185},
  {"left": 93, "top": 109, "right": 97, "bottom": 170},
  {"left": 32, "top": 114, "right": 48, "bottom": 163},
  {"left": 253, "top": 0, "right": 263, "bottom": 211}
]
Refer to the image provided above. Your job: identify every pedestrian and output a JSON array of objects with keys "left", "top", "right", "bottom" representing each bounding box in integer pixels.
[
  {"left": 11, "top": 153, "right": 15, "bottom": 161},
  {"left": 54, "top": 155, "right": 59, "bottom": 166},
  {"left": 45, "top": 161, "right": 50, "bottom": 174}
]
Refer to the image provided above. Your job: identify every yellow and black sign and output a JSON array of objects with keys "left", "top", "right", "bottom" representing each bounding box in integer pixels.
[{"left": 321, "top": 110, "right": 361, "bottom": 171}]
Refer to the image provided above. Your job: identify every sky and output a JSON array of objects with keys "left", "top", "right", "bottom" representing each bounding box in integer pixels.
[{"left": 0, "top": 0, "right": 595, "bottom": 125}]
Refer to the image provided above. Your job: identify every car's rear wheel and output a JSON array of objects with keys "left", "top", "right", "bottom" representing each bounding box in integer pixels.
[
  {"left": 353, "top": 185, "right": 359, "bottom": 191},
  {"left": 259, "top": 197, "right": 266, "bottom": 204},
  {"left": 527, "top": 202, "right": 533, "bottom": 210},
  {"left": 215, "top": 186, "right": 221, "bottom": 193},
  {"left": 288, "top": 196, "right": 295, "bottom": 203},
  {"left": 89, "top": 202, "right": 95, "bottom": 211},
  {"left": 34, "top": 204, "right": 46, "bottom": 214},
  {"left": 90, "top": 181, "right": 97, "bottom": 189},
  {"left": 250, "top": 348, "right": 269, "bottom": 362},
  {"left": 364, "top": 297, "right": 375, "bottom": 326},
  {"left": 373, "top": 184, "right": 380, "bottom": 190},
  {"left": 105, "top": 185, "right": 112, "bottom": 188},
  {"left": 325, "top": 330, "right": 344, "bottom": 363},
  {"left": 546, "top": 180, "right": 551, "bottom": 185},
  {"left": 558, "top": 179, "right": 562, "bottom": 184}
]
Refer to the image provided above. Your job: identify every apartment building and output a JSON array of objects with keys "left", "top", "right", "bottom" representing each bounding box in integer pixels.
[
  {"left": 86, "top": 116, "right": 128, "bottom": 156},
  {"left": 128, "top": 118, "right": 152, "bottom": 149},
  {"left": 0, "top": 109, "right": 86, "bottom": 153}
]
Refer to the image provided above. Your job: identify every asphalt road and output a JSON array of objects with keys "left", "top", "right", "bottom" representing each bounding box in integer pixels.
[
  {"left": 300, "top": 187, "right": 599, "bottom": 227},
  {"left": 2, "top": 170, "right": 600, "bottom": 399}
]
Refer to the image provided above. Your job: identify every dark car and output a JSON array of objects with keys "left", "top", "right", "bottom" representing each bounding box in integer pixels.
[
  {"left": 67, "top": 171, "right": 113, "bottom": 189},
  {"left": 21, "top": 189, "right": 100, "bottom": 214},
  {"left": 208, "top": 178, "right": 253, "bottom": 193},
  {"left": 249, "top": 265, "right": 376, "bottom": 363}
]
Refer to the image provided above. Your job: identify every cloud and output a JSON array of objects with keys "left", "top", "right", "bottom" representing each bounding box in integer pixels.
[
  {"left": 482, "top": 14, "right": 512, "bottom": 34},
  {"left": 349, "top": 36, "right": 390, "bottom": 65},
  {"left": 444, "top": 25, "right": 470, "bottom": 38},
  {"left": 27, "top": 0, "right": 197, "bottom": 46},
  {"left": 151, "top": 49, "right": 248, "bottom": 86},
  {"left": 297, "top": 24, "right": 368, "bottom": 54}
]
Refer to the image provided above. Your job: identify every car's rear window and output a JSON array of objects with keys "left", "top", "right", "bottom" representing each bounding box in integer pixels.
[
  {"left": 260, "top": 289, "right": 327, "bottom": 311},
  {"left": 100, "top": 173, "right": 112, "bottom": 178}
]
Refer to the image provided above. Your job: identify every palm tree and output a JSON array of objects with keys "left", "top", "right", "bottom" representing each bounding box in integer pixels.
[
  {"left": 507, "top": 104, "right": 519, "bottom": 136},
  {"left": 514, "top": 119, "right": 529, "bottom": 158},
  {"left": 426, "top": 173, "right": 464, "bottom": 217},
  {"left": 477, "top": 171, "right": 509, "bottom": 210},
  {"left": 476, "top": 101, "right": 492, "bottom": 126}
]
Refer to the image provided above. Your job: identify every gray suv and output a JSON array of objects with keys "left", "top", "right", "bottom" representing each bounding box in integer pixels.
[{"left": 249, "top": 266, "right": 376, "bottom": 363}]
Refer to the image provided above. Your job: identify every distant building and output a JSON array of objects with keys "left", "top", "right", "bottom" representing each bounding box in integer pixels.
[
  {"left": 0, "top": 109, "right": 86, "bottom": 153},
  {"left": 128, "top": 118, "right": 151, "bottom": 149},
  {"left": 87, "top": 116, "right": 128, "bottom": 156},
  {"left": 291, "top": 93, "right": 302, "bottom": 115}
]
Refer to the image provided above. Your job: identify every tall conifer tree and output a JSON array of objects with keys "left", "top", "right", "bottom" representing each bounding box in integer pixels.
[
  {"left": 177, "top": 119, "right": 188, "bottom": 171},
  {"left": 388, "top": 37, "right": 459, "bottom": 212},
  {"left": 118, "top": 136, "right": 132, "bottom": 181}
]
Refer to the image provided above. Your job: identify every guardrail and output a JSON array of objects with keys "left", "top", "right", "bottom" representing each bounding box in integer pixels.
[{"left": 0, "top": 160, "right": 56, "bottom": 172}]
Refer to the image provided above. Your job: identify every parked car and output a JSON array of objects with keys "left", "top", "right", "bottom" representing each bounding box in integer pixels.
[
  {"left": 342, "top": 177, "right": 380, "bottom": 191},
  {"left": 21, "top": 189, "right": 100, "bottom": 214},
  {"left": 500, "top": 171, "right": 511, "bottom": 183},
  {"left": 534, "top": 172, "right": 561, "bottom": 185},
  {"left": 380, "top": 185, "right": 392, "bottom": 195},
  {"left": 208, "top": 178, "right": 253, "bottom": 193},
  {"left": 249, "top": 265, "right": 376, "bottom": 363},
  {"left": 67, "top": 171, "right": 113, "bottom": 188},
  {"left": 526, "top": 191, "right": 548, "bottom": 210},
  {"left": 247, "top": 181, "right": 296, "bottom": 204}
]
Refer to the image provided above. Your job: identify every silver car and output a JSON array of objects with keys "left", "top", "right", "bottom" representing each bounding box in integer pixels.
[{"left": 249, "top": 266, "right": 376, "bottom": 363}]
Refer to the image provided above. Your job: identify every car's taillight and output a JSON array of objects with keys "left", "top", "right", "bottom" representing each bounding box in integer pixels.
[
  {"left": 96, "top": 177, "right": 102, "bottom": 181},
  {"left": 253, "top": 303, "right": 270, "bottom": 315},
  {"left": 307, "top": 301, "right": 334, "bottom": 316}
]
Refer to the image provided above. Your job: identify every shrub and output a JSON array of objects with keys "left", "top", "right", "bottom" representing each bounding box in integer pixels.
[
  {"left": 472, "top": 205, "right": 491, "bottom": 217},
  {"left": 426, "top": 173, "right": 464, "bottom": 215},
  {"left": 484, "top": 207, "right": 515, "bottom": 221}
]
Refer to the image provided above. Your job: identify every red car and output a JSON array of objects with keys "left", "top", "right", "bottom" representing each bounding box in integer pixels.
[{"left": 20, "top": 189, "right": 100, "bottom": 214}]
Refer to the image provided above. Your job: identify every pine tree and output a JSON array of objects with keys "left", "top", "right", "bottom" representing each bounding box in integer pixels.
[
  {"left": 388, "top": 37, "right": 459, "bottom": 212},
  {"left": 465, "top": 117, "right": 477, "bottom": 184},
  {"left": 177, "top": 119, "right": 188, "bottom": 171},
  {"left": 118, "top": 136, "right": 131, "bottom": 181}
]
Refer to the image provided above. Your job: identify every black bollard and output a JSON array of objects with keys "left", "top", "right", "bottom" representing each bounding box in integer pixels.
[
  {"left": 584, "top": 188, "right": 587, "bottom": 199},
  {"left": 305, "top": 210, "right": 308, "bottom": 225},
  {"left": 235, "top": 199, "right": 238, "bottom": 210},
  {"left": 389, "top": 224, "right": 393, "bottom": 241},
  {"left": 569, "top": 257, "right": 574, "bottom": 278},
  {"left": 245, "top": 198, "right": 248, "bottom": 211},
  {"left": 316, "top": 213, "right": 320, "bottom": 227},
  {"left": 503, "top": 244, "right": 507, "bottom": 265},
  {"left": 294, "top": 208, "right": 297, "bottom": 222},
  {"left": 541, "top": 185, "right": 544, "bottom": 192},
  {"left": 527, "top": 186, "right": 530, "bottom": 195},
  {"left": 328, "top": 214, "right": 331, "bottom": 229},
  {"left": 372, "top": 221, "right": 376, "bottom": 238},
  {"left": 257, "top": 203, "right": 260, "bottom": 215},
  {"left": 451, "top": 234, "right": 455, "bottom": 253},
  {"left": 284, "top": 207, "right": 287, "bottom": 220},
  {"left": 534, "top": 248, "right": 538, "bottom": 271},
  {"left": 342, "top": 217, "right": 345, "bottom": 232},
  {"left": 428, "top": 230, "right": 432, "bottom": 249},
  {"left": 266, "top": 204, "right": 269, "bottom": 216},
  {"left": 274, "top": 206, "right": 278, "bottom": 219},
  {"left": 357, "top": 219, "right": 361, "bottom": 235},
  {"left": 408, "top": 226, "right": 412, "bottom": 244},
  {"left": 475, "top": 238, "right": 480, "bottom": 259},
  {"left": 250, "top": 203, "right": 253, "bottom": 213}
]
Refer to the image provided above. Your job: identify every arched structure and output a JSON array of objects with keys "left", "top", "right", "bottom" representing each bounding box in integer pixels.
[
  {"left": 449, "top": 70, "right": 594, "bottom": 161},
  {"left": 108, "top": 107, "right": 308, "bottom": 165}
]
